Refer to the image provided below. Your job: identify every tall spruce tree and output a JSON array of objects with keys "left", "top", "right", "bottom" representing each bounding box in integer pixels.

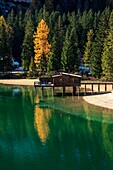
[
  {"left": 61, "top": 27, "right": 79, "bottom": 72},
  {"left": 90, "top": 7, "right": 110, "bottom": 78},
  {"left": 13, "top": 11, "right": 24, "bottom": 63},
  {"left": 102, "top": 11, "right": 113, "bottom": 80},
  {"left": 48, "top": 14, "right": 65, "bottom": 72},
  {"left": 77, "top": 9, "right": 94, "bottom": 55},
  {"left": 6, "top": 10, "right": 15, "bottom": 58},
  {"left": 21, "top": 13, "right": 34, "bottom": 70},
  {"left": 83, "top": 29, "right": 94, "bottom": 66},
  {"left": 0, "top": 16, "right": 10, "bottom": 72},
  {"left": 48, "top": 30, "right": 62, "bottom": 72}
]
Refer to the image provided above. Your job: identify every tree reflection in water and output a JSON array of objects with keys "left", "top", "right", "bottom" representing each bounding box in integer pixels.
[{"left": 34, "top": 96, "right": 51, "bottom": 143}]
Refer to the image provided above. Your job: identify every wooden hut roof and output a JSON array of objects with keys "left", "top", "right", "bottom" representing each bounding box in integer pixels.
[
  {"left": 62, "top": 72, "right": 81, "bottom": 78},
  {"left": 52, "top": 75, "right": 61, "bottom": 78},
  {"left": 52, "top": 72, "right": 81, "bottom": 78}
]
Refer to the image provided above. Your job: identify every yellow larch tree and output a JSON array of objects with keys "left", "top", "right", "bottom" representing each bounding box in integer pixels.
[{"left": 33, "top": 19, "right": 51, "bottom": 70}]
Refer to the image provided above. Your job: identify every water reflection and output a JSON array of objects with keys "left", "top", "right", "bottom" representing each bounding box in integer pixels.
[
  {"left": 34, "top": 96, "right": 51, "bottom": 143},
  {"left": 102, "top": 123, "right": 113, "bottom": 161},
  {"left": 82, "top": 99, "right": 113, "bottom": 123},
  {"left": 82, "top": 100, "right": 113, "bottom": 164},
  {"left": 1, "top": 85, "right": 113, "bottom": 169}
]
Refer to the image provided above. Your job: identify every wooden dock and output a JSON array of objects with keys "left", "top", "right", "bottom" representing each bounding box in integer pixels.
[
  {"left": 34, "top": 73, "right": 81, "bottom": 96},
  {"left": 34, "top": 81, "right": 78, "bottom": 96},
  {"left": 81, "top": 81, "right": 113, "bottom": 94},
  {"left": 34, "top": 80, "right": 113, "bottom": 96}
]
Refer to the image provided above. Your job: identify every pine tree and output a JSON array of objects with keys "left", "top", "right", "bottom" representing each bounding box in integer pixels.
[
  {"left": 6, "top": 10, "right": 15, "bottom": 58},
  {"left": 83, "top": 29, "right": 94, "bottom": 66},
  {"left": 21, "top": 14, "right": 34, "bottom": 70},
  {"left": 48, "top": 14, "right": 65, "bottom": 72},
  {"left": 102, "top": 11, "right": 113, "bottom": 81},
  {"left": 78, "top": 9, "right": 94, "bottom": 55},
  {"left": 49, "top": 11, "right": 60, "bottom": 38},
  {"left": 90, "top": 7, "right": 110, "bottom": 78},
  {"left": 61, "top": 27, "right": 79, "bottom": 72},
  {"left": 13, "top": 11, "right": 24, "bottom": 63},
  {"left": 33, "top": 19, "right": 51, "bottom": 72},
  {"left": 37, "top": 5, "right": 49, "bottom": 24},
  {"left": 28, "top": 57, "right": 35, "bottom": 77},
  {"left": 48, "top": 30, "right": 62, "bottom": 72},
  {"left": 0, "top": 16, "right": 10, "bottom": 72}
]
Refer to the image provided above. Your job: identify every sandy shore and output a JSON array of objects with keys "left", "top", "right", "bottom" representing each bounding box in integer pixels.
[
  {"left": 0, "top": 79, "right": 113, "bottom": 110},
  {"left": 83, "top": 93, "right": 113, "bottom": 110},
  {"left": 0, "top": 79, "right": 38, "bottom": 86}
]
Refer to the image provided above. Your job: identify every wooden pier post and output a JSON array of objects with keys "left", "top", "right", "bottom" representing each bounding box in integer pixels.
[
  {"left": 52, "top": 86, "right": 55, "bottom": 95},
  {"left": 98, "top": 84, "right": 100, "bottom": 93},
  {"left": 105, "top": 83, "right": 107, "bottom": 92},
  {"left": 91, "top": 84, "right": 93, "bottom": 93},
  {"left": 84, "top": 83, "right": 86, "bottom": 95},
  {"left": 73, "top": 86, "right": 76, "bottom": 96},
  {"left": 42, "top": 86, "right": 44, "bottom": 96},
  {"left": 63, "top": 86, "right": 65, "bottom": 96}
]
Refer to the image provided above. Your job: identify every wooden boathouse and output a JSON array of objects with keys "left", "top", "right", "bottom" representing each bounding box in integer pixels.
[{"left": 34, "top": 72, "right": 82, "bottom": 95}]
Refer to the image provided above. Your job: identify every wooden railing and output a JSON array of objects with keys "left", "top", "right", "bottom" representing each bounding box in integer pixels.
[{"left": 81, "top": 81, "right": 113, "bottom": 94}]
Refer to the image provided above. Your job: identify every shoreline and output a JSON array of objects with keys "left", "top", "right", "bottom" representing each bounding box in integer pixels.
[
  {"left": 0, "top": 79, "right": 38, "bottom": 86},
  {"left": 0, "top": 79, "right": 113, "bottom": 110},
  {"left": 83, "top": 93, "right": 113, "bottom": 110}
]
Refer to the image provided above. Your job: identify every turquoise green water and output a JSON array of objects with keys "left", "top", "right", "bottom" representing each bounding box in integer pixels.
[{"left": 0, "top": 85, "right": 113, "bottom": 170}]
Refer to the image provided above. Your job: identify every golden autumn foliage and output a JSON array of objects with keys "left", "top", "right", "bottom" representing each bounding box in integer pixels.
[
  {"left": 0, "top": 16, "right": 7, "bottom": 28},
  {"left": 33, "top": 19, "right": 51, "bottom": 68}
]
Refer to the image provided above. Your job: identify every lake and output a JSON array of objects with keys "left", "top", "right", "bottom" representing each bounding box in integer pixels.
[{"left": 0, "top": 85, "right": 113, "bottom": 170}]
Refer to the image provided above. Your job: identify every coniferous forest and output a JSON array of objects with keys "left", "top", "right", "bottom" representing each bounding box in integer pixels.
[{"left": 0, "top": 0, "right": 113, "bottom": 80}]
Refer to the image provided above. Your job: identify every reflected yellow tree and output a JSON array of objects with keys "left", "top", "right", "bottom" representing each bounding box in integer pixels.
[{"left": 34, "top": 96, "right": 51, "bottom": 143}]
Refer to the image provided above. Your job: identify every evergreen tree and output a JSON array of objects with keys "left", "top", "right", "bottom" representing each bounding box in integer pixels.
[
  {"left": 61, "top": 27, "right": 79, "bottom": 72},
  {"left": 13, "top": 11, "right": 24, "bottom": 63},
  {"left": 48, "top": 14, "right": 65, "bottom": 72},
  {"left": 37, "top": 5, "right": 49, "bottom": 24},
  {"left": 49, "top": 11, "right": 60, "bottom": 38},
  {"left": 21, "top": 14, "right": 34, "bottom": 70},
  {"left": 102, "top": 11, "right": 113, "bottom": 80},
  {"left": 90, "top": 7, "right": 110, "bottom": 78},
  {"left": 78, "top": 9, "right": 94, "bottom": 55},
  {"left": 48, "top": 30, "right": 62, "bottom": 72},
  {"left": 7, "top": 9, "right": 15, "bottom": 27},
  {"left": 6, "top": 10, "right": 15, "bottom": 58},
  {"left": 0, "top": 16, "right": 10, "bottom": 72},
  {"left": 93, "top": 11, "right": 100, "bottom": 31},
  {"left": 28, "top": 57, "right": 35, "bottom": 77},
  {"left": 29, "top": 57, "right": 35, "bottom": 72},
  {"left": 33, "top": 19, "right": 51, "bottom": 72},
  {"left": 83, "top": 29, "right": 94, "bottom": 66}
]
